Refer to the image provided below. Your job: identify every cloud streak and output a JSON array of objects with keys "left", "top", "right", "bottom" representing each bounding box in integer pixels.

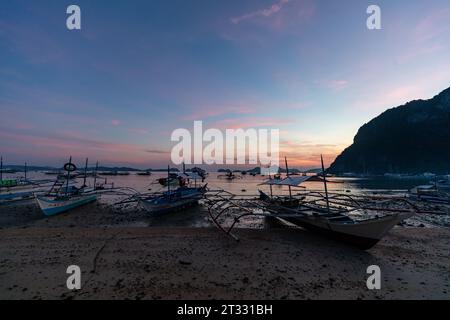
[{"left": 231, "top": 0, "right": 290, "bottom": 24}]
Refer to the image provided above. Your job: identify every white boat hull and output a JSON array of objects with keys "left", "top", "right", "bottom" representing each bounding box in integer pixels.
[
  {"left": 36, "top": 194, "right": 97, "bottom": 216},
  {"left": 283, "top": 212, "right": 414, "bottom": 249}
]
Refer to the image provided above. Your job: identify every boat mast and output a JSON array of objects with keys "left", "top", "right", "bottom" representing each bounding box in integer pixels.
[
  {"left": 24, "top": 162, "right": 27, "bottom": 181},
  {"left": 65, "top": 156, "right": 72, "bottom": 196},
  {"left": 321, "top": 154, "right": 330, "bottom": 213},
  {"left": 167, "top": 165, "right": 170, "bottom": 196},
  {"left": 0, "top": 156, "right": 3, "bottom": 182},
  {"left": 269, "top": 168, "right": 273, "bottom": 198},
  {"left": 83, "top": 158, "right": 88, "bottom": 188},
  {"left": 93, "top": 161, "right": 98, "bottom": 189},
  {"left": 285, "top": 157, "right": 292, "bottom": 199}
]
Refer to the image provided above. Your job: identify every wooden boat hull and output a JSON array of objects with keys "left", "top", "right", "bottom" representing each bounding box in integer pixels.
[
  {"left": 0, "top": 191, "right": 34, "bottom": 204},
  {"left": 140, "top": 198, "right": 199, "bottom": 216},
  {"left": 36, "top": 194, "right": 97, "bottom": 216},
  {"left": 258, "top": 190, "right": 414, "bottom": 249},
  {"left": 141, "top": 186, "right": 206, "bottom": 216},
  {"left": 436, "top": 184, "right": 450, "bottom": 192},
  {"left": 282, "top": 212, "right": 413, "bottom": 250},
  {"left": 409, "top": 186, "right": 450, "bottom": 204}
]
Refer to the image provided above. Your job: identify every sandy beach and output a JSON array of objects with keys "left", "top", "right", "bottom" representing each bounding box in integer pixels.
[{"left": 0, "top": 202, "right": 449, "bottom": 300}]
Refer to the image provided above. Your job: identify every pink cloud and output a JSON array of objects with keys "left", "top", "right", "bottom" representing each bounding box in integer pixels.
[
  {"left": 231, "top": 0, "right": 290, "bottom": 25},
  {"left": 0, "top": 129, "right": 161, "bottom": 166},
  {"left": 326, "top": 80, "right": 349, "bottom": 91},
  {"left": 111, "top": 120, "right": 121, "bottom": 126},
  {"left": 210, "top": 117, "right": 293, "bottom": 130},
  {"left": 316, "top": 79, "right": 349, "bottom": 91},
  {"left": 394, "top": 7, "right": 450, "bottom": 64},
  {"left": 181, "top": 104, "right": 256, "bottom": 121},
  {"left": 278, "top": 140, "right": 345, "bottom": 168},
  {"left": 0, "top": 21, "right": 66, "bottom": 65},
  {"left": 414, "top": 7, "right": 450, "bottom": 44},
  {"left": 129, "top": 128, "right": 150, "bottom": 135}
]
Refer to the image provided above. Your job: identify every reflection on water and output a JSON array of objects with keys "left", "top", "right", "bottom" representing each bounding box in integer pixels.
[
  {"left": 2, "top": 171, "right": 434, "bottom": 195},
  {"left": 1, "top": 171, "right": 443, "bottom": 228}
]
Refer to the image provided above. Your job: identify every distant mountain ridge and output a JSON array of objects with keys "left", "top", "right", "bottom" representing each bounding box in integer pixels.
[{"left": 329, "top": 86, "right": 450, "bottom": 175}]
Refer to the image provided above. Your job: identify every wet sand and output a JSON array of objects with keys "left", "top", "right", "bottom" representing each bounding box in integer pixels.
[{"left": 0, "top": 202, "right": 449, "bottom": 300}]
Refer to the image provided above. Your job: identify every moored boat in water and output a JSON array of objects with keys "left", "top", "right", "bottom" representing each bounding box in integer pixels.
[
  {"left": 204, "top": 156, "right": 417, "bottom": 250},
  {"left": 257, "top": 157, "right": 414, "bottom": 249},
  {"left": 140, "top": 185, "right": 207, "bottom": 216},
  {"left": 136, "top": 171, "right": 152, "bottom": 176},
  {"left": 36, "top": 193, "right": 97, "bottom": 216},
  {"left": 409, "top": 184, "right": 450, "bottom": 204},
  {"left": 35, "top": 158, "right": 99, "bottom": 216},
  {"left": 141, "top": 165, "right": 207, "bottom": 216},
  {"left": 258, "top": 190, "right": 413, "bottom": 249}
]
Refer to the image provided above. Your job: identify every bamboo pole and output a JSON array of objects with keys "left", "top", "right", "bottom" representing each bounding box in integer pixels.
[
  {"left": 65, "top": 156, "right": 72, "bottom": 196},
  {"left": 93, "top": 161, "right": 98, "bottom": 189},
  {"left": 321, "top": 154, "right": 330, "bottom": 213},
  {"left": 83, "top": 158, "right": 88, "bottom": 188},
  {"left": 167, "top": 165, "right": 170, "bottom": 197},
  {"left": 285, "top": 157, "right": 292, "bottom": 199}
]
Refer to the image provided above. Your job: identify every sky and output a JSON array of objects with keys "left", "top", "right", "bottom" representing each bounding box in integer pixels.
[{"left": 1, "top": 0, "right": 450, "bottom": 169}]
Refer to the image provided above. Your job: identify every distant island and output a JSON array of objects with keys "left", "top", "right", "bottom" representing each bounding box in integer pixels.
[{"left": 329, "top": 86, "right": 450, "bottom": 175}]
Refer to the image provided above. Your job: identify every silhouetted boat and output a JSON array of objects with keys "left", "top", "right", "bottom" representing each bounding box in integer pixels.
[
  {"left": 0, "top": 161, "right": 53, "bottom": 204},
  {"left": 436, "top": 177, "right": 450, "bottom": 192},
  {"left": 136, "top": 171, "right": 151, "bottom": 176},
  {"left": 409, "top": 185, "right": 450, "bottom": 204},
  {"left": 141, "top": 166, "right": 206, "bottom": 215},
  {"left": 141, "top": 185, "right": 207, "bottom": 216},
  {"left": 257, "top": 156, "right": 414, "bottom": 249},
  {"left": 36, "top": 158, "right": 98, "bottom": 216}
]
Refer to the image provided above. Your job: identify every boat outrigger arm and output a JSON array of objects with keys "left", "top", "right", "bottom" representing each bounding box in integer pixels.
[{"left": 202, "top": 185, "right": 421, "bottom": 250}]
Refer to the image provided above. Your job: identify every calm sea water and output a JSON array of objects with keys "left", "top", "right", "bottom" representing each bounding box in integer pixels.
[
  {"left": 2, "top": 171, "right": 444, "bottom": 228},
  {"left": 3, "top": 171, "right": 433, "bottom": 196}
]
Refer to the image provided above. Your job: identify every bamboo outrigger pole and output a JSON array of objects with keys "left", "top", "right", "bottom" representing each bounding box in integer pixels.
[
  {"left": 93, "top": 161, "right": 98, "bottom": 189},
  {"left": 83, "top": 158, "right": 88, "bottom": 188},
  {"left": 65, "top": 156, "right": 72, "bottom": 196},
  {"left": 285, "top": 157, "right": 292, "bottom": 199},
  {"left": 321, "top": 154, "right": 330, "bottom": 213},
  {"left": 167, "top": 165, "right": 171, "bottom": 199},
  {"left": 269, "top": 168, "right": 273, "bottom": 197}
]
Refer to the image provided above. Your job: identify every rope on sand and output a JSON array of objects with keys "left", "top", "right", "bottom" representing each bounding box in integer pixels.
[{"left": 65, "top": 229, "right": 123, "bottom": 299}]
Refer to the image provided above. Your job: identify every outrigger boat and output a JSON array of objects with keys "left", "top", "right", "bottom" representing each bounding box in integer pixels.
[
  {"left": 435, "top": 176, "right": 450, "bottom": 192},
  {"left": 204, "top": 156, "right": 417, "bottom": 250},
  {"left": 35, "top": 157, "right": 98, "bottom": 216},
  {"left": 408, "top": 184, "right": 450, "bottom": 204},
  {"left": 157, "top": 172, "right": 180, "bottom": 186},
  {"left": 136, "top": 171, "right": 152, "bottom": 176},
  {"left": 140, "top": 165, "right": 207, "bottom": 216},
  {"left": 259, "top": 157, "right": 415, "bottom": 249},
  {"left": 217, "top": 170, "right": 241, "bottom": 181},
  {"left": 0, "top": 160, "right": 53, "bottom": 204},
  {"left": 258, "top": 190, "right": 413, "bottom": 249},
  {"left": 36, "top": 192, "right": 97, "bottom": 216}
]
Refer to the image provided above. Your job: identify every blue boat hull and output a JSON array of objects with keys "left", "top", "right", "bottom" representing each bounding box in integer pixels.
[
  {"left": 141, "top": 186, "right": 206, "bottom": 216},
  {"left": 37, "top": 194, "right": 98, "bottom": 216}
]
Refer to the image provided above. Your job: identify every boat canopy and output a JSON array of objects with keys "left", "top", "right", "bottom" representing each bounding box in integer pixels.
[{"left": 260, "top": 176, "right": 311, "bottom": 187}]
